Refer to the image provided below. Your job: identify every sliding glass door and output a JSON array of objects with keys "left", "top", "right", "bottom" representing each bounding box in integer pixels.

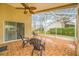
[
  {"left": 5, "top": 22, "right": 17, "bottom": 41},
  {"left": 17, "top": 23, "right": 25, "bottom": 39},
  {"left": 5, "top": 21, "right": 24, "bottom": 42}
]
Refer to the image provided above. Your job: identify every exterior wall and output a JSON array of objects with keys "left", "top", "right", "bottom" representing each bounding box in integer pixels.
[{"left": 0, "top": 4, "right": 32, "bottom": 44}]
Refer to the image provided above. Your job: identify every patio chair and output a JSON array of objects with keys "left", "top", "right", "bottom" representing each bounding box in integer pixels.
[
  {"left": 19, "top": 34, "right": 29, "bottom": 48},
  {"left": 29, "top": 38, "right": 45, "bottom": 56},
  {"left": 32, "top": 32, "right": 38, "bottom": 37}
]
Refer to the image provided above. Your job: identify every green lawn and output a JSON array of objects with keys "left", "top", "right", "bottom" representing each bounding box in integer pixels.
[
  {"left": 46, "top": 27, "right": 75, "bottom": 37},
  {"left": 33, "top": 27, "right": 75, "bottom": 37}
]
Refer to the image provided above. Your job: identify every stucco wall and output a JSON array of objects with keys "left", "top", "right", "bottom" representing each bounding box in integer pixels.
[{"left": 0, "top": 4, "right": 32, "bottom": 44}]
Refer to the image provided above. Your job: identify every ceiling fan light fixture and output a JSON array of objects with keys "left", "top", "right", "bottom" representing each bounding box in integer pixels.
[{"left": 24, "top": 11, "right": 28, "bottom": 14}]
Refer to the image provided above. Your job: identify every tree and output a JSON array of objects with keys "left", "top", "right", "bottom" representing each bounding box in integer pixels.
[{"left": 55, "top": 14, "right": 73, "bottom": 27}]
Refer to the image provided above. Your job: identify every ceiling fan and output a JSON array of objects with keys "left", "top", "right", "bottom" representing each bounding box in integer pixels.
[{"left": 16, "top": 3, "right": 37, "bottom": 14}]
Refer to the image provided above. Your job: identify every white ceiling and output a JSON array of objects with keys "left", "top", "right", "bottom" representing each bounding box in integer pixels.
[{"left": 8, "top": 3, "right": 71, "bottom": 12}]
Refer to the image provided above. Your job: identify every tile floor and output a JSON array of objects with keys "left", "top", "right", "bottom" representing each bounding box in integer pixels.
[{"left": 0, "top": 36, "right": 76, "bottom": 56}]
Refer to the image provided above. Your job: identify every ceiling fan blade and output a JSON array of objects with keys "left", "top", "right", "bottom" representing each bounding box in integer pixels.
[
  {"left": 21, "top": 3, "right": 29, "bottom": 8},
  {"left": 29, "top": 9, "right": 34, "bottom": 14},
  {"left": 16, "top": 7, "right": 25, "bottom": 9},
  {"left": 21, "top": 3, "right": 26, "bottom": 8},
  {"left": 30, "top": 7, "right": 37, "bottom": 10}
]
